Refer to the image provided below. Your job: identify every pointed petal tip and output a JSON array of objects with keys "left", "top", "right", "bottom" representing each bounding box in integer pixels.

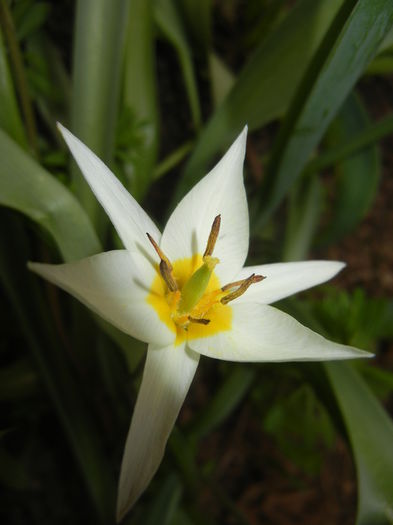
[
  {"left": 333, "top": 260, "right": 346, "bottom": 270},
  {"left": 337, "top": 347, "right": 374, "bottom": 361},
  {"left": 237, "top": 125, "right": 248, "bottom": 145},
  {"left": 56, "top": 122, "right": 74, "bottom": 144},
  {"left": 56, "top": 121, "right": 68, "bottom": 138},
  {"left": 116, "top": 505, "right": 125, "bottom": 524},
  {"left": 27, "top": 260, "right": 41, "bottom": 273}
]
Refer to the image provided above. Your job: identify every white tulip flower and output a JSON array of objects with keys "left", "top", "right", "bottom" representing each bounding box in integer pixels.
[{"left": 29, "top": 124, "right": 370, "bottom": 521}]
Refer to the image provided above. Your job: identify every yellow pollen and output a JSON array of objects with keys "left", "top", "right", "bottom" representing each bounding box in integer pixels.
[
  {"left": 146, "top": 216, "right": 264, "bottom": 346},
  {"left": 146, "top": 255, "right": 232, "bottom": 345}
]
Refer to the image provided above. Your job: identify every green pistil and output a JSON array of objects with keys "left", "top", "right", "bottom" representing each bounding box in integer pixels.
[{"left": 178, "top": 256, "right": 219, "bottom": 314}]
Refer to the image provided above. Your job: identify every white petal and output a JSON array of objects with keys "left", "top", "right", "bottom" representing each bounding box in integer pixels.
[
  {"left": 28, "top": 251, "right": 174, "bottom": 346},
  {"left": 57, "top": 124, "right": 161, "bottom": 256},
  {"left": 234, "top": 260, "right": 346, "bottom": 304},
  {"left": 117, "top": 343, "right": 199, "bottom": 521},
  {"left": 161, "top": 127, "right": 249, "bottom": 283},
  {"left": 188, "top": 303, "right": 371, "bottom": 362}
]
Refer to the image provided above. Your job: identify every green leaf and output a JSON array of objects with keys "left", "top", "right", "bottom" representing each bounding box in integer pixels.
[
  {"left": 122, "top": 0, "right": 158, "bottom": 200},
  {"left": 359, "top": 363, "right": 393, "bottom": 401},
  {"left": 312, "top": 288, "right": 389, "bottom": 352},
  {"left": 0, "top": 128, "right": 100, "bottom": 262},
  {"left": 306, "top": 108, "right": 393, "bottom": 175},
  {"left": 258, "top": 0, "right": 393, "bottom": 224},
  {"left": 14, "top": 1, "right": 50, "bottom": 40},
  {"left": 144, "top": 473, "right": 182, "bottom": 525},
  {"left": 176, "top": 0, "right": 212, "bottom": 54},
  {"left": 282, "top": 176, "right": 323, "bottom": 261},
  {"left": 188, "top": 366, "right": 255, "bottom": 441},
  {"left": 326, "top": 362, "right": 393, "bottom": 525},
  {"left": 0, "top": 25, "right": 26, "bottom": 145},
  {"left": 154, "top": 140, "right": 194, "bottom": 181},
  {"left": 263, "top": 384, "right": 335, "bottom": 475},
  {"left": 175, "top": 0, "right": 344, "bottom": 200},
  {"left": 0, "top": 213, "right": 115, "bottom": 523},
  {"left": 316, "top": 93, "right": 381, "bottom": 245},
  {"left": 71, "top": 0, "right": 129, "bottom": 230},
  {"left": 154, "top": 0, "right": 201, "bottom": 128},
  {"left": 0, "top": 128, "right": 144, "bottom": 375},
  {"left": 208, "top": 52, "right": 235, "bottom": 108}
]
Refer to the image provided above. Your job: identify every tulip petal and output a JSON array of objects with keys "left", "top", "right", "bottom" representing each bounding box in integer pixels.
[
  {"left": 57, "top": 124, "right": 160, "bottom": 257},
  {"left": 234, "top": 260, "right": 345, "bottom": 304},
  {"left": 117, "top": 343, "right": 199, "bottom": 521},
  {"left": 28, "top": 251, "right": 174, "bottom": 346},
  {"left": 161, "top": 127, "right": 249, "bottom": 283},
  {"left": 188, "top": 303, "right": 372, "bottom": 362}
]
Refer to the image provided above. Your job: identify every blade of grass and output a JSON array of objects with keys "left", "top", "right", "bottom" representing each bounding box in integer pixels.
[
  {"left": 0, "top": 27, "right": 26, "bottom": 146},
  {"left": 153, "top": 140, "right": 193, "bottom": 181},
  {"left": 326, "top": 362, "right": 393, "bottom": 525},
  {"left": 176, "top": 0, "right": 212, "bottom": 54},
  {"left": 0, "top": 0, "right": 36, "bottom": 153},
  {"left": 0, "top": 128, "right": 100, "bottom": 261},
  {"left": 314, "top": 93, "right": 381, "bottom": 246},
  {"left": 71, "top": 0, "right": 129, "bottom": 232},
  {"left": 282, "top": 176, "right": 323, "bottom": 261},
  {"left": 208, "top": 52, "right": 235, "bottom": 108},
  {"left": 306, "top": 112, "right": 393, "bottom": 174},
  {"left": 175, "top": 0, "right": 344, "bottom": 201},
  {"left": 154, "top": 0, "right": 201, "bottom": 129},
  {"left": 0, "top": 129, "right": 144, "bottom": 371},
  {"left": 188, "top": 367, "right": 255, "bottom": 442},
  {"left": 258, "top": 0, "right": 393, "bottom": 225},
  {"left": 123, "top": 0, "right": 158, "bottom": 200},
  {"left": 143, "top": 473, "right": 182, "bottom": 525},
  {"left": 0, "top": 213, "right": 115, "bottom": 523}
]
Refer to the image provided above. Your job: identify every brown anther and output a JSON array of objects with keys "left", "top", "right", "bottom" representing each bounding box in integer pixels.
[
  {"left": 147, "top": 233, "right": 173, "bottom": 270},
  {"left": 203, "top": 215, "right": 221, "bottom": 257},
  {"left": 188, "top": 316, "right": 210, "bottom": 325},
  {"left": 221, "top": 274, "right": 265, "bottom": 305},
  {"left": 147, "top": 232, "right": 178, "bottom": 291},
  {"left": 160, "top": 260, "right": 178, "bottom": 292}
]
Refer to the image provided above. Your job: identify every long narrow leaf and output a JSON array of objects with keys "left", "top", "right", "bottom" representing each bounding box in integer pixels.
[
  {"left": 175, "top": 0, "right": 344, "bottom": 200},
  {"left": 316, "top": 93, "right": 381, "bottom": 245},
  {"left": 259, "top": 0, "right": 393, "bottom": 224},
  {"left": 71, "top": 0, "right": 129, "bottom": 230},
  {"left": 123, "top": 0, "right": 158, "bottom": 199},
  {"left": 0, "top": 214, "right": 115, "bottom": 523},
  {"left": 188, "top": 367, "right": 255, "bottom": 441},
  {"left": 154, "top": 0, "right": 201, "bottom": 129},
  {"left": 282, "top": 177, "right": 323, "bottom": 261},
  {"left": 0, "top": 128, "right": 100, "bottom": 261},
  {"left": 0, "top": 27, "right": 26, "bottom": 146},
  {"left": 326, "top": 362, "right": 393, "bottom": 524}
]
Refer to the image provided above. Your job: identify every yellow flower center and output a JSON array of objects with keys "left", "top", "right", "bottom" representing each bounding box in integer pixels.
[
  {"left": 147, "top": 254, "right": 232, "bottom": 345},
  {"left": 146, "top": 215, "right": 264, "bottom": 346}
]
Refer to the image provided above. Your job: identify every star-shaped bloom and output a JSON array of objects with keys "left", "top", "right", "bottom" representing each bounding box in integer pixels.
[{"left": 29, "top": 124, "right": 370, "bottom": 521}]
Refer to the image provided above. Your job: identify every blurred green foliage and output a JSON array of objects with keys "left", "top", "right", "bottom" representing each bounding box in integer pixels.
[{"left": 0, "top": 0, "right": 393, "bottom": 523}]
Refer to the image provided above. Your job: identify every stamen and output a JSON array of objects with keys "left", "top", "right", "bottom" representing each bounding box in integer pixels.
[
  {"left": 160, "top": 260, "right": 178, "bottom": 292},
  {"left": 203, "top": 215, "right": 221, "bottom": 257},
  {"left": 147, "top": 233, "right": 178, "bottom": 291},
  {"left": 188, "top": 316, "right": 210, "bottom": 325},
  {"left": 146, "top": 233, "right": 173, "bottom": 270},
  {"left": 221, "top": 279, "right": 246, "bottom": 292},
  {"left": 221, "top": 274, "right": 265, "bottom": 305}
]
